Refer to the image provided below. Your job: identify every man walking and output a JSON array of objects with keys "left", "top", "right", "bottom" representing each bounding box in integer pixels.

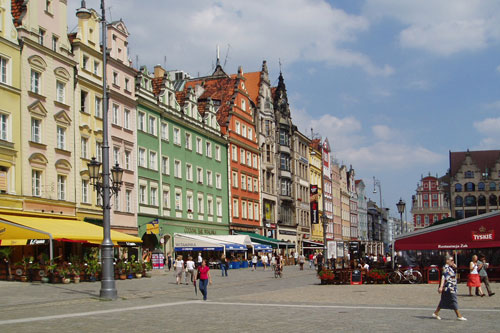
[{"left": 476, "top": 254, "right": 495, "bottom": 297}]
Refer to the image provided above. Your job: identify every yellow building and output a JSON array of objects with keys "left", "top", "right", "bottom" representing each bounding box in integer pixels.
[
  {"left": 71, "top": 8, "right": 104, "bottom": 223},
  {"left": 309, "top": 140, "right": 323, "bottom": 242},
  {"left": 0, "top": 0, "right": 21, "bottom": 210}
]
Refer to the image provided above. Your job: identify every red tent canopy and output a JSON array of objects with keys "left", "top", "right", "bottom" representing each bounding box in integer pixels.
[{"left": 395, "top": 211, "right": 500, "bottom": 251}]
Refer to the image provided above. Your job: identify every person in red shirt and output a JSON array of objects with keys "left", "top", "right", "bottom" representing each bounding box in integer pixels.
[{"left": 195, "top": 260, "right": 212, "bottom": 301}]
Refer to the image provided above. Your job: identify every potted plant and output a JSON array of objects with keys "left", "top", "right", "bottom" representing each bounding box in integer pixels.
[
  {"left": 45, "top": 263, "right": 57, "bottom": 283},
  {"left": 58, "top": 266, "right": 71, "bottom": 284},
  {"left": 30, "top": 262, "right": 41, "bottom": 281},
  {"left": 72, "top": 266, "right": 81, "bottom": 283},
  {"left": 144, "top": 261, "right": 153, "bottom": 278},
  {"left": 368, "top": 269, "right": 388, "bottom": 284},
  {"left": 15, "top": 257, "right": 32, "bottom": 282},
  {"left": 133, "top": 262, "right": 143, "bottom": 278},
  {"left": 116, "top": 261, "right": 127, "bottom": 280},
  {"left": 0, "top": 247, "right": 13, "bottom": 281},
  {"left": 318, "top": 270, "right": 335, "bottom": 285}
]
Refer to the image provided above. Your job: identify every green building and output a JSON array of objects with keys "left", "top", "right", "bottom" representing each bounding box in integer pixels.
[{"left": 135, "top": 66, "right": 229, "bottom": 253}]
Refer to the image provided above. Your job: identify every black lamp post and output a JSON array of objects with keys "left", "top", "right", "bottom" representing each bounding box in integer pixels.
[
  {"left": 80, "top": 0, "right": 123, "bottom": 300},
  {"left": 396, "top": 198, "right": 406, "bottom": 235}
]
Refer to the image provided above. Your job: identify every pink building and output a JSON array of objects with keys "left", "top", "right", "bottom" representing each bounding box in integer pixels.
[{"left": 411, "top": 175, "right": 450, "bottom": 229}]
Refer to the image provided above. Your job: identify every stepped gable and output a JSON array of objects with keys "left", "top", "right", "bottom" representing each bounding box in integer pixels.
[
  {"left": 450, "top": 150, "right": 500, "bottom": 177},
  {"left": 231, "top": 71, "right": 261, "bottom": 104},
  {"left": 151, "top": 76, "right": 165, "bottom": 96},
  {"left": 11, "top": 0, "right": 26, "bottom": 27}
]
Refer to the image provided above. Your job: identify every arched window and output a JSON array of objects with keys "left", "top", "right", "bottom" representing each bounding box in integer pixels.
[
  {"left": 490, "top": 194, "right": 498, "bottom": 206},
  {"left": 416, "top": 216, "right": 421, "bottom": 225},
  {"left": 490, "top": 182, "right": 497, "bottom": 191},
  {"left": 455, "top": 196, "right": 463, "bottom": 207},
  {"left": 465, "top": 171, "right": 474, "bottom": 178},
  {"left": 478, "top": 182, "right": 485, "bottom": 191},
  {"left": 455, "top": 183, "right": 462, "bottom": 192},
  {"left": 465, "top": 182, "right": 475, "bottom": 192},
  {"left": 465, "top": 195, "right": 476, "bottom": 207},
  {"left": 478, "top": 195, "right": 486, "bottom": 206}
]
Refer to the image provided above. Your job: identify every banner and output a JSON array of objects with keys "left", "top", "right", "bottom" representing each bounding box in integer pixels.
[
  {"left": 310, "top": 185, "right": 319, "bottom": 224},
  {"left": 265, "top": 202, "right": 272, "bottom": 221},
  {"left": 327, "top": 241, "right": 337, "bottom": 259},
  {"left": 146, "top": 219, "right": 160, "bottom": 235}
]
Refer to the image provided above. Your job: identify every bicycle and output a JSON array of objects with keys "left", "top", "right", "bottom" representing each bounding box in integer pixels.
[
  {"left": 388, "top": 265, "right": 422, "bottom": 284},
  {"left": 274, "top": 265, "right": 283, "bottom": 278}
]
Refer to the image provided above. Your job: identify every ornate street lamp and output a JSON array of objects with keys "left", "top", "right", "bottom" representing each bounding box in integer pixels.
[
  {"left": 396, "top": 198, "right": 406, "bottom": 235},
  {"left": 82, "top": 0, "right": 121, "bottom": 300}
]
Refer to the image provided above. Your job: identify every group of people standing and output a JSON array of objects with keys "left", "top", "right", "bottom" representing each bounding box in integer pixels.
[{"left": 173, "top": 253, "right": 211, "bottom": 301}]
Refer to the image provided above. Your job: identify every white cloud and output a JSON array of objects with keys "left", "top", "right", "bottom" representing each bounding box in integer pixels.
[
  {"left": 363, "top": 0, "right": 500, "bottom": 56},
  {"left": 372, "top": 125, "right": 394, "bottom": 141},
  {"left": 474, "top": 118, "right": 500, "bottom": 149},
  {"left": 68, "top": 0, "right": 393, "bottom": 76}
]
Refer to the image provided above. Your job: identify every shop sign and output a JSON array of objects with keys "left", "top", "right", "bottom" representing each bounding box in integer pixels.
[
  {"left": 279, "top": 230, "right": 296, "bottom": 236},
  {"left": 29, "top": 239, "right": 48, "bottom": 245},
  {"left": 146, "top": 219, "right": 160, "bottom": 235},
  {"left": 265, "top": 202, "right": 272, "bottom": 221},
  {"left": 327, "top": 240, "right": 336, "bottom": 259},
  {"left": 472, "top": 226, "right": 494, "bottom": 241},
  {"left": 184, "top": 226, "right": 216, "bottom": 235}
]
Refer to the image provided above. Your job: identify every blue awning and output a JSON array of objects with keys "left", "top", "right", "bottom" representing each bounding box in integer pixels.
[
  {"left": 174, "top": 246, "right": 223, "bottom": 251},
  {"left": 224, "top": 243, "right": 247, "bottom": 251},
  {"left": 253, "top": 243, "right": 272, "bottom": 251}
]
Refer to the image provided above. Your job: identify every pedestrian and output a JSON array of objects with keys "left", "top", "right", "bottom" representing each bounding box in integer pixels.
[
  {"left": 167, "top": 253, "right": 172, "bottom": 271},
  {"left": 220, "top": 255, "right": 228, "bottom": 277},
  {"left": 467, "top": 255, "right": 484, "bottom": 296},
  {"left": 197, "top": 252, "right": 203, "bottom": 267},
  {"left": 271, "top": 254, "right": 277, "bottom": 271},
  {"left": 174, "top": 255, "right": 184, "bottom": 285},
  {"left": 476, "top": 254, "right": 495, "bottom": 297},
  {"left": 261, "top": 254, "right": 268, "bottom": 271},
  {"left": 142, "top": 249, "right": 151, "bottom": 263},
  {"left": 185, "top": 256, "right": 195, "bottom": 284},
  {"left": 298, "top": 253, "right": 305, "bottom": 270},
  {"left": 251, "top": 255, "right": 258, "bottom": 271},
  {"left": 194, "top": 259, "right": 212, "bottom": 301},
  {"left": 433, "top": 256, "right": 467, "bottom": 321},
  {"left": 294, "top": 251, "right": 299, "bottom": 265},
  {"left": 267, "top": 252, "right": 272, "bottom": 266},
  {"left": 308, "top": 253, "right": 314, "bottom": 269},
  {"left": 316, "top": 252, "right": 324, "bottom": 272}
]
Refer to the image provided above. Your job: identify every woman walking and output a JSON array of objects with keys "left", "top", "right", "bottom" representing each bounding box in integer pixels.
[
  {"left": 432, "top": 256, "right": 467, "bottom": 321},
  {"left": 261, "top": 254, "right": 268, "bottom": 271},
  {"left": 195, "top": 259, "right": 212, "bottom": 301},
  {"left": 467, "top": 255, "right": 484, "bottom": 296},
  {"left": 174, "top": 255, "right": 184, "bottom": 285},
  {"left": 185, "top": 256, "right": 195, "bottom": 284},
  {"left": 167, "top": 253, "right": 172, "bottom": 271},
  {"left": 251, "top": 255, "right": 258, "bottom": 271}
]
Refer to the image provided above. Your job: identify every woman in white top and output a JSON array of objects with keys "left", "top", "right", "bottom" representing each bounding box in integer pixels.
[
  {"left": 174, "top": 255, "right": 184, "bottom": 285},
  {"left": 467, "top": 255, "right": 484, "bottom": 296},
  {"left": 261, "top": 254, "right": 268, "bottom": 271},
  {"left": 251, "top": 255, "right": 258, "bottom": 271},
  {"left": 185, "top": 256, "right": 196, "bottom": 284}
]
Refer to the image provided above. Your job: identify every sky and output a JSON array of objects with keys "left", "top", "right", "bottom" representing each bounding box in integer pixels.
[{"left": 68, "top": 0, "right": 500, "bottom": 218}]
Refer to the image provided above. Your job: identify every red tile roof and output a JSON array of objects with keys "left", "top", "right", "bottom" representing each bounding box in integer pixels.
[
  {"left": 310, "top": 138, "right": 321, "bottom": 151},
  {"left": 175, "top": 91, "right": 186, "bottom": 107},
  {"left": 450, "top": 150, "right": 500, "bottom": 177},
  {"left": 11, "top": 0, "right": 26, "bottom": 27},
  {"left": 152, "top": 77, "right": 164, "bottom": 96},
  {"left": 232, "top": 71, "right": 261, "bottom": 104}
]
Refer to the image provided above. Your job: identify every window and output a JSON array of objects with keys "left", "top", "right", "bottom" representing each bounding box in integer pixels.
[
  {"left": 196, "top": 137, "right": 202, "bottom": 154},
  {"left": 465, "top": 182, "right": 475, "bottom": 192},
  {"left": 175, "top": 189, "right": 182, "bottom": 210},
  {"left": 186, "top": 192, "right": 193, "bottom": 212},
  {"left": 113, "top": 72, "right": 119, "bottom": 85},
  {"left": 464, "top": 171, "right": 474, "bottom": 178},
  {"left": 0, "top": 114, "right": 8, "bottom": 141},
  {"left": 232, "top": 171, "right": 238, "bottom": 188},
  {"left": 82, "top": 55, "right": 89, "bottom": 69},
  {"left": 148, "top": 116, "right": 156, "bottom": 135},
  {"left": 138, "top": 148, "right": 146, "bottom": 167},
  {"left": 490, "top": 182, "right": 497, "bottom": 191},
  {"left": 242, "top": 125, "right": 247, "bottom": 138},
  {"left": 124, "top": 151, "right": 131, "bottom": 169},
  {"left": 206, "top": 170, "right": 212, "bottom": 186},
  {"left": 242, "top": 201, "right": 247, "bottom": 219},
  {"left": 161, "top": 123, "right": 168, "bottom": 141},
  {"left": 280, "top": 153, "right": 290, "bottom": 171},
  {"left": 112, "top": 104, "right": 120, "bottom": 125},
  {"left": 455, "top": 183, "right": 462, "bottom": 192},
  {"left": 96, "top": 142, "right": 102, "bottom": 162},
  {"left": 114, "top": 192, "right": 120, "bottom": 211},
  {"left": 149, "top": 151, "right": 157, "bottom": 170},
  {"left": 56, "top": 126, "right": 65, "bottom": 150},
  {"left": 241, "top": 175, "right": 246, "bottom": 190},
  {"left": 52, "top": 35, "right": 58, "bottom": 52},
  {"left": 248, "top": 128, "right": 253, "bottom": 140},
  {"left": 185, "top": 133, "right": 192, "bottom": 150},
  {"left": 247, "top": 177, "right": 252, "bottom": 191},
  {"left": 247, "top": 152, "right": 251, "bottom": 165},
  {"left": 235, "top": 121, "right": 241, "bottom": 135},
  {"left": 32, "top": 170, "right": 42, "bottom": 197},
  {"left": 254, "top": 203, "right": 259, "bottom": 221},
  {"left": 465, "top": 195, "right": 476, "bottom": 207},
  {"left": 163, "top": 188, "right": 170, "bottom": 209},
  {"left": 173, "top": 128, "right": 180, "bottom": 145},
  {"left": 57, "top": 175, "right": 66, "bottom": 200},
  {"left": 281, "top": 179, "right": 291, "bottom": 196},
  {"left": 241, "top": 99, "right": 246, "bottom": 111},
  {"left": 478, "top": 195, "right": 486, "bottom": 206},
  {"left": 93, "top": 61, "right": 99, "bottom": 75},
  {"left": 186, "top": 164, "right": 193, "bottom": 181},
  {"left": 139, "top": 185, "right": 146, "bottom": 204},
  {"left": 206, "top": 142, "right": 212, "bottom": 157},
  {"left": 424, "top": 216, "right": 430, "bottom": 225},
  {"left": 253, "top": 178, "right": 258, "bottom": 192},
  {"left": 81, "top": 137, "right": 88, "bottom": 159},
  {"left": 231, "top": 145, "right": 237, "bottom": 161},
  {"left": 217, "top": 198, "right": 222, "bottom": 217},
  {"left": 161, "top": 156, "right": 169, "bottom": 175},
  {"left": 248, "top": 202, "right": 253, "bottom": 220},
  {"left": 174, "top": 160, "right": 181, "bottom": 178},
  {"left": 233, "top": 199, "right": 239, "bottom": 218},
  {"left": 0, "top": 57, "right": 8, "bottom": 84},
  {"left": 138, "top": 112, "right": 145, "bottom": 131},
  {"left": 113, "top": 147, "right": 120, "bottom": 165},
  {"left": 216, "top": 173, "right": 221, "bottom": 189},
  {"left": 124, "top": 109, "right": 130, "bottom": 129},
  {"left": 416, "top": 216, "right": 421, "bottom": 226},
  {"left": 240, "top": 148, "right": 245, "bottom": 165},
  {"left": 125, "top": 190, "right": 132, "bottom": 212},
  {"left": 82, "top": 180, "right": 89, "bottom": 203},
  {"left": 423, "top": 194, "right": 428, "bottom": 200},
  {"left": 252, "top": 154, "right": 257, "bottom": 168},
  {"left": 207, "top": 197, "right": 214, "bottom": 216},
  {"left": 30, "top": 70, "right": 41, "bottom": 94},
  {"left": 79, "top": 91, "right": 88, "bottom": 113},
  {"left": 38, "top": 28, "right": 45, "bottom": 45},
  {"left": 279, "top": 130, "right": 289, "bottom": 146},
  {"left": 215, "top": 145, "right": 221, "bottom": 161},
  {"left": 45, "top": 0, "right": 52, "bottom": 12},
  {"left": 197, "top": 167, "right": 203, "bottom": 184},
  {"left": 197, "top": 195, "right": 204, "bottom": 214},
  {"left": 150, "top": 187, "right": 157, "bottom": 206},
  {"left": 94, "top": 97, "right": 102, "bottom": 117},
  {"left": 489, "top": 194, "right": 497, "bottom": 206},
  {"left": 56, "top": 82, "right": 65, "bottom": 103},
  {"left": 432, "top": 194, "right": 438, "bottom": 200},
  {"left": 125, "top": 78, "right": 130, "bottom": 91}
]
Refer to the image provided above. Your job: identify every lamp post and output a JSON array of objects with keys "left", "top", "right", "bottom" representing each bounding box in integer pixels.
[
  {"left": 79, "top": 0, "right": 123, "bottom": 300},
  {"left": 396, "top": 198, "right": 406, "bottom": 235}
]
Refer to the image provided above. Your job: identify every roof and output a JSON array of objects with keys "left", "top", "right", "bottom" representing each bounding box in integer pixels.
[
  {"left": 234, "top": 71, "right": 261, "bottom": 104},
  {"left": 152, "top": 77, "right": 165, "bottom": 96},
  {"left": 310, "top": 138, "right": 321, "bottom": 151},
  {"left": 11, "top": 0, "right": 26, "bottom": 27},
  {"left": 450, "top": 150, "right": 500, "bottom": 177}
]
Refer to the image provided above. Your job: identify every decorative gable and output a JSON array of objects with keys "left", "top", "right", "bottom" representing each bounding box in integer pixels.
[
  {"left": 28, "top": 55, "right": 47, "bottom": 72},
  {"left": 54, "top": 67, "right": 71, "bottom": 82},
  {"left": 54, "top": 110, "right": 72, "bottom": 126},
  {"left": 28, "top": 100, "right": 47, "bottom": 118}
]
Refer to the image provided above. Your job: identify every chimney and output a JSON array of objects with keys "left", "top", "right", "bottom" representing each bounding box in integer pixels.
[{"left": 154, "top": 65, "right": 165, "bottom": 78}]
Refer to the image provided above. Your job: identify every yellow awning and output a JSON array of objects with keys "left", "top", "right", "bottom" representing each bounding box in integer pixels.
[{"left": 0, "top": 214, "right": 141, "bottom": 245}]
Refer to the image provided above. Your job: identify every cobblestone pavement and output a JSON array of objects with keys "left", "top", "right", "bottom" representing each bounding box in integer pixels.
[{"left": 0, "top": 266, "right": 498, "bottom": 332}]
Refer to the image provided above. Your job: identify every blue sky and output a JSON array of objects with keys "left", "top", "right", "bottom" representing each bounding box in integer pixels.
[{"left": 68, "top": 0, "right": 500, "bottom": 218}]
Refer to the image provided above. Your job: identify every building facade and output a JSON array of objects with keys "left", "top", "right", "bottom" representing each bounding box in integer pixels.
[
  {"left": 449, "top": 150, "right": 500, "bottom": 219},
  {"left": 293, "top": 128, "right": 311, "bottom": 251},
  {"left": 347, "top": 166, "right": 358, "bottom": 240},
  {"left": 322, "top": 139, "right": 334, "bottom": 240},
  {"left": 411, "top": 175, "right": 450, "bottom": 229},
  {"left": 355, "top": 180, "right": 368, "bottom": 241},
  {"left": 309, "top": 139, "right": 323, "bottom": 242},
  {"left": 340, "top": 165, "right": 351, "bottom": 240},
  {"left": 331, "top": 161, "right": 342, "bottom": 241}
]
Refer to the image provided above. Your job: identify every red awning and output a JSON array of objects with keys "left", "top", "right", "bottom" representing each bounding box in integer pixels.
[{"left": 395, "top": 211, "right": 500, "bottom": 251}]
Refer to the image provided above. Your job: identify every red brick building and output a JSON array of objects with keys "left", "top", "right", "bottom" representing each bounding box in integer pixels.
[{"left": 411, "top": 175, "right": 450, "bottom": 229}]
